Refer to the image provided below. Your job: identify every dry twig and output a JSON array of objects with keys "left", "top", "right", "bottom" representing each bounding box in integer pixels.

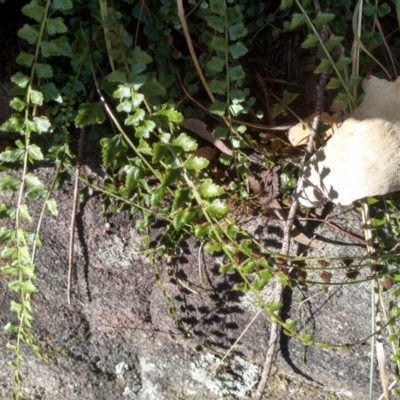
[
  {"left": 253, "top": 7, "right": 331, "bottom": 398},
  {"left": 67, "top": 128, "right": 85, "bottom": 305}
]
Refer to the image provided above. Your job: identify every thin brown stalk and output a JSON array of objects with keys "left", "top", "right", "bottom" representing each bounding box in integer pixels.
[
  {"left": 67, "top": 128, "right": 85, "bottom": 305},
  {"left": 254, "top": 10, "right": 331, "bottom": 400}
]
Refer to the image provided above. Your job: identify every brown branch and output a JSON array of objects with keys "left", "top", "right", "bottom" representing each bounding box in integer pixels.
[
  {"left": 67, "top": 128, "right": 85, "bottom": 305},
  {"left": 253, "top": 8, "right": 331, "bottom": 400}
]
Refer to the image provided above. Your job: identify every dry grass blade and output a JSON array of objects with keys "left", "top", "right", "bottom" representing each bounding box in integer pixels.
[{"left": 361, "top": 201, "right": 389, "bottom": 400}]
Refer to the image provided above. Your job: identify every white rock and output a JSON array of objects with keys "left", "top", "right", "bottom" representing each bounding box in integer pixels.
[{"left": 294, "top": 76, "right": 400, "bottom": 207}]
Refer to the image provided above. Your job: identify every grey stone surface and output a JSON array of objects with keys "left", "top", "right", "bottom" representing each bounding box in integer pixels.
[{"left": 0, "top": 159, "right": 393, "bottom": 399}]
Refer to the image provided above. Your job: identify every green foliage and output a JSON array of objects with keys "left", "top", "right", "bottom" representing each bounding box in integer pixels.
[{"left": 1, "top": 0, "right": 399, "bottom": 396}]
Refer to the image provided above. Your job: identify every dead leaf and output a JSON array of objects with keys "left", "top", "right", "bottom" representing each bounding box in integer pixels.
[
  {"left": 181, "top": 118, "right": 232, "bottom": 155},
  {"left": 294, "top": 76, "right": 400, "bottom": 207},
  {"left": 194, "top": 146, "right": 217, "bottom": 161},
  {"left": 287, "top": 112, "right": 339, "bottom": 146}
]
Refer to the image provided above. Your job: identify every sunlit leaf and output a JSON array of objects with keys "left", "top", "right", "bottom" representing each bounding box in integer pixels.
[
  {"left": 198, "top": 179, "right": 224, "bottom": 198},
  {"left": 172, "top": 133, "right": 197, "bottom": 151},
  {"left": 100, "top": 135, "right": 128, "bottom": 166},
  {"left": 46, "top": 198, "right": 58, "bottom": 216},
  {"left": 184, "top": 155, "right": 209, "bottom": 170},
  {"left": 206, "top": 198, "right": 229, "bottom": 216}
]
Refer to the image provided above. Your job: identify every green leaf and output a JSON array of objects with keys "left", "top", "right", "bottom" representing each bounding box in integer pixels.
[
  {"left": 312, "top": 12, "right": 335, "bottom": 29},
  {"left": 253, "top": 278, "right": 269, "bottom": 291},
  {"left": 53, "top": 0, "right": 73, "bottom": 10},
  {"left": 290, "top": 13, "right": 306, "bottom": 29},
  {"left": 137, "top": 138, "right": 152, "bottom": 155},
  {"left": 40, "top": 40, "right": 60, "bottom": 57},
  {"left": 171, "top": 209, "right": 184, "bottom": 231},
  {"left": 0, "top": 205, "right": 16, "bottom": 220},
  {"left": 25, "top": 173, "right": 44, "bottom": 188},
  {"left": 347, "top": 74, "right": 362, "bottom": 91},
  {"left": 2, "top": 264, "right": 19, "bottom": 275},
  {"left": 184, "top": 155, "right": 209, "bottom": 170},
  {"left": 18, "top": 25, "right": 39, "bottom": 44},
  {"left": 40, "top": 83, "right": 61, "bottom": 102},
  {"left": 229, "top": 42, "right": 248, "bottom": 59},
  {"left": 268, "top": 301, "right": 283, "bottom": 312},
  {"left": 11, "top": 72, "right": 30, "bottom": 88},
  {"left": 314, "top": 58, "right": 332, "bottom": 74},
  {"left": 113, "top": 84, "right": 131, "bottom": 99},
  {"left": 16, "top": 52, "right": 35, "bottom": 67},
  {"left": 207, "top": 57, "right": 225, "bottom": 72},
  {"left": 334, "top": 92, "right": 349, "bottom": 103},
  {"left": 141, "top": 78, "right": 166, "bottom": 97},
  {"left": 100, "top": 135, "right": 128, "bottom": 167},
  {"left": 272, "top": 103, "right": 285, "bottom": 119},
  {"left": 152, "top": 143, "right": 169, "bottom": 163},
  {"left": 227, "top": 5, "right": 243, "bottom": 24},
  {"left": 326, "top": 77, "right": 341, "bottom": 90},
  {"left": 335, "top": 55, "right": 352, "bottom": 70},
  {"left": 162, "top": 168, "right": 182, "bottom": 187},
  {"left": 198, "top": 179, "right": 224, "bottom": 198},
  {"left": 172, "top": 133, "right": 198, "bottom": 151},
  {"left": 372, "top": 215, "right": 387, "bottom": 228},
  {"left": 21, "top": 281, "right": 38, "bottom": 293},
  {"left": 27, "top": 144, "right": 44, "bottom": 161},
  {"left": 0, "top": 148, "right": 24, "bottom": 163},
  {"left": 209, "top": 80, "right": 227, "bottom": 95},
  {"left": 46, "top": 199, "right": 58, "bottom": 216},
  {"left": 378, "top": 3, "right": 391, "bottom": 17},
  {"left": 324, "top": 35, "right": 344, "bottom": 51},
  {"left": 10, "top": 98, "right": 26, "bottom": 112},
  {"left": 301, "top": 34, "right": 319, "bottom": 48},
  {"left": 33, "top": 116, "right": 51, "bottom": 134},
  {"left": 125, "top": 109, "right": 146, "bottom": 126},
  {"left": 150, "top": 186, "right": 166, "bottom": 207},
  {"left": 116, "top": 100, "right": 133, "bottom": 113},
  {"left": 19, "top": 205, "right": 32, "bottom": 222},
  {"left": 107, "top": 70, "right": 127, "bottom": 83},
  {"left": 207, "top": 15, "right": 225, "bottom": 33},
  {"left": 213, "top": 125, "right": 230, "bottom": 139},
  {"left": 22, "top": 4, "right": 45, "bottom": 21},
  {"left": 206, "top": 199, "right": 229, "bottom": 217},
  {"left": 0, "top": 227, "right": 14, "bottom": 243},
  {"left": 75, "top": 103, "right": 106, "bottom": 127},
  {"left": 10, "top": 300, "right": 23, "bottom": 313},
  {"left": 0, "top": 175, "right": 21, "bottom": 191},
  {"left": 282, "top": 89, "right": 299, "bottom": 104},
  {"left": 172, "top": 187, "right": 192, "bottom": 210},
  {"left": 194, "top": 223, "right": 211, "bottom": 239},
  {"left": 153, "top": 106, "right": 184, "bottom": 124},
  {"left": 135, "top": 120, "right": 156, "bottom": 139},
  {"left": 130, "top": 46, "right": 153, "bottom": 64},
  {"left": 229, "top": 23, "right": 248, "bottom": 40},
  {"left": 46, "top": 17, "right": 68, "bottom": 35},
  {"left": 280, "top": 0, "right": 293, "bottom": 10},
  {"left": 204, "top": 242, "right": 222, "bottom": 252},
  {"left": 210, "top": 36, "right": 227, "bottom": 51},
  {"left": 210, "top": 0, "right": 225, "bottom": 15},
  {"left": 30, "top": 90, "right": 43, "bottom": 106},
  {"left": 229, "top": 65, "right": 245, "bottom": 81},
  {"left": 209, "top": 100, "right": 227, "bottom": 116},
  {"left": 52, "top": 35, "right": 71, "bottom": 56}
]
